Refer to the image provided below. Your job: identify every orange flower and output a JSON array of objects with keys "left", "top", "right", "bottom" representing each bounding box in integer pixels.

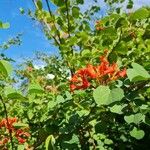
[
  {"left": 17, "top": 137, "right": 26, "bottom": 144},
  {"left": 80, "top": 77, "right": 90, "bottom": 89},
  {"left": 70, "top": 84, "right": 77, "bottom": 92},
  {"left": 117, "top": 68, "right": 127, "bottom": 77},
  {"left": 70, "top": 75, "right": 90, "bottom": 91},
  {"left": 0, "top": 117, "right": 17, "bottom": 131},
  {"left": 104, "top": 63, "right": 118, "bottom": 75},
  {"left": 86, "top": 64, "right": 97, "bottom": 79},
  {"left": 70, "top": 74, "right": 79, "bottom": 82},
  {"left": 77, "top": 68, "right": 87, "bottom": 76},
  {"left": 97, "top": 57, "right": 109, "bottom": 75}
]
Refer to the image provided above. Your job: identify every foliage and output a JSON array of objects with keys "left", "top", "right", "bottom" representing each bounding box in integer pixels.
[{"left": 0, "top": 0, "right": 150, "bottom": 150}]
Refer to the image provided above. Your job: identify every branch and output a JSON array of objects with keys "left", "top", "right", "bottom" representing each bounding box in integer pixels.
[
  {"left": 45, "top": 0, "right": 62, "bottom": 43},
  {"left": 0, "top": 95, "right": 13, "bottom": 150}
]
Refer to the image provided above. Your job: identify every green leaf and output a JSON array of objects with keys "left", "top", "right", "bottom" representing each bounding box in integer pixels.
[
  {"left": 102, "top": 27, "right": 117, "bottom": 37},
  {"left": 77, "top": 109, "right": 89, "bottom": 117},
  {"left": 56, "top": 95, "right": 65, "bottom": 104},
  {"left": 129, "top": 8, "right": 149, "bottom": 20},
  {"left": 36, "top": 0, "right": 43, "bottom": 10},
  {"left": 48, "top": 101, "right": 57, "bottom": 109},
  {"left": 51, "top": 0, "right": 64, "bottom": 7},
  {"left": 130, "top": 127, "right": 145, "bottom": 140},
  {"left": 81, "top": 49, "right": 91, "bottom": 57},
  {"left": 110, "top": 88, "right": 124, "bottom": 103},
  {"left": 76, "top": 0, "right": 84, "bottom": 4},
  {"left": 2, "top": 23, "right": 10, "bottom": 29},
  {"left": 127, "top": 0, "right": 133, "bottom": 9},
  {"left": 65, "top": 91, "right": 72, "bottom": 100},
  {"left": 67, "top": 134, "right": 79, "bottom": 144},
  {"left": 78, "top": 32, "right": 89, "bottom": 42},
  {"left": 144, "top": 116, "right": 150, "bottom": 126},
  {"left": 28, "top": 110, "right": 34, "bottom": 119},
  {"left": 4, "top": 86, "right": 25, "bottom": 100},
  {"left": 0, "top": 60, "right": 13, "bottom": 77},
  {"left": 102, "top": 37, "right": 113, "bottom": 46},
  {"left": 114, "top": 41, "right": 128, "bottom": 55},
  {"left": 115, "top": 17, "right": 128, "bottom": 28},
  {"left": 104, "top": 139, "right": 113, "bottom": 145},
  {"left": 127, "top": 63, "right": 150, "bottom": 82},
  {"left": 93, "top": 86, "right": 124, "bottom": 106},
  {"left": 127, "top": 3, "right": 133, "bottom": 9},
  {"left": 68, "top": 36, "right": 78, "bottom": 46},
  {"left": 72, "top": 6, "right": 80, "bottom": 18},
  {"left": 110, "top": 104, "right": 126, "bottom": 114},
  {"left": 124, "top": 113, "right": 145, "bottom": 124},
  {"left": 0, "top": 21, "right": 10, "bottom": 29},
  {"left": 45, "top": 135, "right": 56, "bottom": 150},
  {"left": 17, "top": 145, "right": 25, "bottom": 150},
  {"left": 93, "top": 86, "right": 110, "bottom": 105},
  {"left": 28, "top": 83, "right": 44, "bottom": 94},
  {"left": 132, "top": 63, "right": 150, "bottom": 78},
  {"left": 19, "top": 7, "right": 25, "bottom": 14},
  {"left": 108, "top": 52, "right": 118, "bottom": 63}
]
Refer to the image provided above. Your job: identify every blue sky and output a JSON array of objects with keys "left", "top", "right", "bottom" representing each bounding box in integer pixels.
[
  {"left": 0, "top": 0, "right": 149, "bottom": 63},
  {"left": 0, "top": 0, "right": 58, "bottom": 62}
]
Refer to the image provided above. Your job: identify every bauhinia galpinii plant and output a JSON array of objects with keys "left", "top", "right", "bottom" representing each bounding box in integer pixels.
[{"left": 0, "top": 0, "right": 150, "bottom": 149}]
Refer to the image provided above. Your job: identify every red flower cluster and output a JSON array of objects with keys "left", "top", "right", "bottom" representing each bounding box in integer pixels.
[
  {"left": 70, "top": 54, "right": 126, "bottom": 91},
  {"left": 0, "top": 118, "right": 30, "bottom": 146}
]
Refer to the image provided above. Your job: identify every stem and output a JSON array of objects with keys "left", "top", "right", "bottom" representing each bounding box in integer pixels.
[
  {"left": 0, "top": 95, "right": 13, "bottom": 150},
  {"left": 45, "top": 0, "right": 62, "bottom": 43}
]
